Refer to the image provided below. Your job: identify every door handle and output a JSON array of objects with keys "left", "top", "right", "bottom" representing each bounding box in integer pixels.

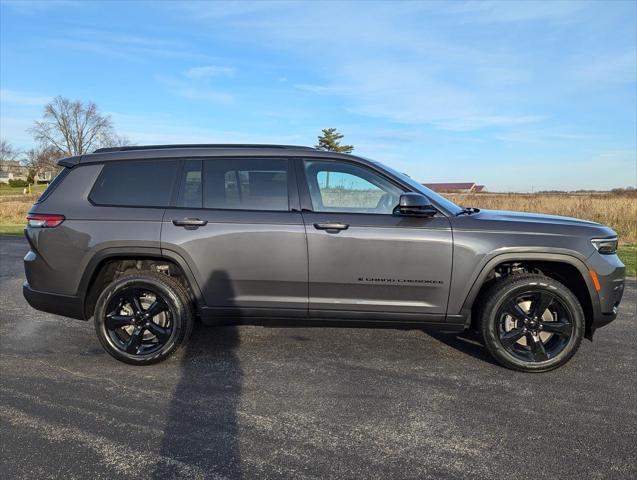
[
  {"left": 313, "top": 222, "right": 349, "bottom": 231},
  {"left": 172, "top": 218, "right": 208, "bottom": 228}
]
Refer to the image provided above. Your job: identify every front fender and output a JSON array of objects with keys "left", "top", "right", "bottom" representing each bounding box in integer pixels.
[{"left": 452, "top": 249, "right": 600, "bottom": 322}]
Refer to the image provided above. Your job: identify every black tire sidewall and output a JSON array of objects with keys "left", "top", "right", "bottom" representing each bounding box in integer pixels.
[
  {"left": 94, "top": 275, "right": 191, "bottom": 365},
  {"left": 480, "top": 275, "right": 584, "bottom": 372}
]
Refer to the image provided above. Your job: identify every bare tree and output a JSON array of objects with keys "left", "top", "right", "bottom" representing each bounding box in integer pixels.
[
  {"left": 24, "top": 146, "right": 64, "bottom": 181},
  {"left": 111, "top": 133, "right": 134, "bottom": 147},
  {"left": 0, "top": 139, "right": 20, "bottom": 171},
  {"left": 29, "top": 96, "right": 118, "bottom": 155}
]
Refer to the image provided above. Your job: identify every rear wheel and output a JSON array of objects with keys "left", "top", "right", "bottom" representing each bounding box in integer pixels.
[
  {"left": 94, "top": 272, "right": 194, "bottom": 365},
  {"left": 479, "top": 274, "right": 584, "bottom": 372}
]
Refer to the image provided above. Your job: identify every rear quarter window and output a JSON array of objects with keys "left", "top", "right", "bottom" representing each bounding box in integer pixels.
[
  {"left": 35, "top": 167, "right": 70, "bottom": 204},
  {"left": 90, "top": 160, "right": 179, "bottom": 207}
]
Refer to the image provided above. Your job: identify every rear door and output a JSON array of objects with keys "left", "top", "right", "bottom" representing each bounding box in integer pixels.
[
  {"left": 298, "top": 158, "right": 453, "bottom": 320},
  {"left": 161, "top": 157, "right": 308, "bottom": 318}
]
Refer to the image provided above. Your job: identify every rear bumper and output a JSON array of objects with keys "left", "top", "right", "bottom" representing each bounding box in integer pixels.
[{"left": 23, "top": 282, "right": 86, "bottom": 320}]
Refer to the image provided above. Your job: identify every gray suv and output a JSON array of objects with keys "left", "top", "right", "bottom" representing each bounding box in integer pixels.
[{"left": 23, "top": 145, "right": 625, "bottom": 371}]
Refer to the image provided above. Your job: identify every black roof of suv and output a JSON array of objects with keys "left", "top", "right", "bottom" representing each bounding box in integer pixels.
[{"left": 59, "top": 144, "right": 359, "bottom": 167}]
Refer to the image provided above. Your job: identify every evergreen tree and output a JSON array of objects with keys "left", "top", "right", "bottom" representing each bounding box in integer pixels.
[{"left": 315, "top": 128, "right": 354, "bottom": 153}]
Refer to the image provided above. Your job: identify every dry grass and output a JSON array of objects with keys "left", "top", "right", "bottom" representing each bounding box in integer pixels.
[
  {"left": 446, "top": 193, "right": 637, "bottom": 244},
  {"left": 0, "top": 194, "right": 39, "bottom": 225}
]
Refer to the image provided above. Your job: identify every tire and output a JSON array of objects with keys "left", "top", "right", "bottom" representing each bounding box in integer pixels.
[
  {"left": 94, "top": 271, "right": 194, "bottom": 365},
  {"left": 478, "top": 273, "right": 584, "bottom": 372}
]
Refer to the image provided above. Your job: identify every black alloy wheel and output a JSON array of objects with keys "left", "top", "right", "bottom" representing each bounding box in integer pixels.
[
  {"left": 104, "top": 286, "right": 174, "bottom": 356},
  {"left": 496, "top": 289, "right": 573, "bottom": 363},
  {"left": 94, "top": 272, "right": 194, "bottom": 365},
  {"left": 479, "top": 273, "right": 584, "bottom": 372}
]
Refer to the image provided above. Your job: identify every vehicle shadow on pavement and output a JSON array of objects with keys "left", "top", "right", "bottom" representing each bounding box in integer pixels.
[
  {"left": 424, "top": 330, "right": 499, "bottom": 366},
  {"left": 153, "top": 271, "right": 243, "bottom": 479}
]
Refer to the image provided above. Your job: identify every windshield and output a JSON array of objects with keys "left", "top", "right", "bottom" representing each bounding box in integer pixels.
[{"left": 370, "top": 160, "right": 464, "bottom": 215}]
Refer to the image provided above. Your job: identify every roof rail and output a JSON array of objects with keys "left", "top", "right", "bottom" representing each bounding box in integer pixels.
[{"left": 93, "top": 144, "right": 317, "bottom": 153}]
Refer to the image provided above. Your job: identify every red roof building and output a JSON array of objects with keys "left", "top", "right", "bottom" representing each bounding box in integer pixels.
[{"left": 423, "top": 182, "right": 486, "bottom": 193}]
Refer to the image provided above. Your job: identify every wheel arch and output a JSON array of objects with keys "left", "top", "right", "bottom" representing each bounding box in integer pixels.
[
  {"left": 461, "top": 253, "right": 599, "bottom": 340},
  {"left": 79, "top": 247, "right": 203, "bottom": 320}
]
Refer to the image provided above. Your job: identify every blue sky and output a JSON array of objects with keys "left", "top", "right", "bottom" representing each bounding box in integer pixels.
[{"left": 1, "top": 0, "right": 635, "bottom": 191}]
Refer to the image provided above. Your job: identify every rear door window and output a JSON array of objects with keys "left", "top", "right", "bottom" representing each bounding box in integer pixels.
[
  {"left": 176, "top": 159, "right": 203, "bottom": 208},
  {"left": 90, "top": 160, "right": 179, "bottom": 207},
  {"left": 175, "top": 158, "right": 290, "bottom": 211}
]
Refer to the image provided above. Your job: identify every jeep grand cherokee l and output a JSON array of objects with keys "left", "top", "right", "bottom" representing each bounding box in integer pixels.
[{"left": 23, "top": 144, "right": 625, "bottom": 371}]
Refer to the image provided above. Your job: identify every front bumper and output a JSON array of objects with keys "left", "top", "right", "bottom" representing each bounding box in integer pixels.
[
  {"left": 588, "top": 252, "right": 625, "bottom": 334},
  {"left": 23, "top": 282, "right": 86, "bottom": 320}
]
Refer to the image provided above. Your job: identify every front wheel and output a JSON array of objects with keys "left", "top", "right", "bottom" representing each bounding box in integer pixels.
[
  {"left": 94, "top": 272, "right": 194, "bottom": 365},
  {"left": 479, "top": 274, "right": 584, "bottom": 372}
]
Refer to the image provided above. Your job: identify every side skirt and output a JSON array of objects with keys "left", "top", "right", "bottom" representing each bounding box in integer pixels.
[{"left": 200, "top": 307, "right": 466, "bottom": 333}]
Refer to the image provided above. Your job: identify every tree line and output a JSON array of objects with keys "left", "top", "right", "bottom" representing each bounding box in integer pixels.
[{"left": 1, "top": 95, "right": 354, "bottom": 184}]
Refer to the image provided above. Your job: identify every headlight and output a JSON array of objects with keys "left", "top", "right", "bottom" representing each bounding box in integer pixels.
[{"left": 591, "top": 237, "right": 618, "bottom": 255}]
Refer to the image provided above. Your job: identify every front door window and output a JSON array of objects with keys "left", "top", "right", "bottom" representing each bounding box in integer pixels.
[{"left": 303, "top": 160, "right": 403, "bottom": 214}]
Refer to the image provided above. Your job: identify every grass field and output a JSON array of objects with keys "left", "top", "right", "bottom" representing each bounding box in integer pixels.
[
  {"left": 446, "top": 192, "right": 637, "bottom": 244},
  {"left": 0, "top": 183, "right": 47, "bottom": 194},
  {"left": 1, "top": 189, "right": 635, "bottom": 275},
  {"left": 0, "top": 224, "right": 24, "bottom": 235},
  {"left": 619, "top": 245, "right": 636, "bottom": 277}
]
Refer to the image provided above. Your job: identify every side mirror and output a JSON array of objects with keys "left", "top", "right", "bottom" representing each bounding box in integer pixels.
[{"left": 396, "top": 193, "right": 437, "bottom": 217}]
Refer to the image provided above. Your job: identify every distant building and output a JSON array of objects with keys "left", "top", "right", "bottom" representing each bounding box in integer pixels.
[
  {"left": 0, "top": 160, "right": 54, "bottom": 184},
  {"left": 36, "top": 170, "right": 53, "bottom": 182},
  {"left": 423, "top": 182, "right": 487, "bottom": 193},
  {"left": 0, "top": 160, "right": 29, "bottom": 184}
]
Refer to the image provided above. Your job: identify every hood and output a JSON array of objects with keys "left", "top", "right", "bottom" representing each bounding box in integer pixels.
[
  {"left": 456, "top": 208, "right": 617, "bottom": 238},
  {"left": 475, "top": 209, "right": 602, "bottom": 227}
]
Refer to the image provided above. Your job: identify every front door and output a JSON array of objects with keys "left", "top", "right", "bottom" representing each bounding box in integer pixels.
[
  {"left": 298, "top": 158, "right": 453, "bottom": 320},
  {"left": 161, "top": 157, "right": 308, "bottom": 318}
]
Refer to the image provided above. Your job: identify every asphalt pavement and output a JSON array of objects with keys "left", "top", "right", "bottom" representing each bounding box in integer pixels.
[{"left": 1, "top": 235, "right": 635, "bottom": 479}]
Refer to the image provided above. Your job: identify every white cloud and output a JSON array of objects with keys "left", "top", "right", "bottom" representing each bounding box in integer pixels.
[
  {"left": 0, "top": 117, "right": 37, "bottom": 147},
  {"left": 185, "top": 66, "right": 236, "bottom": 79},
  {"left": 296, "top": 62, "right": 544, "bottom": 131},
  {"left": 155, "top": 75, "right": 235, "bottom": 106},
  {"left": 442, "top": 0, "right": 585, "bottom": 23},
  {"left": 574, "top": 50, "right": 637, "bottom": 86},
  {"left": 179, "top": 2, "right": 545, "bottom": 131},
  {"left": 41, "top": 29, "right": 211, "bottom": 62},
  {"left": 0, "top": 89, "right": 50, "bottom": 106},
  {"left": 109, "top": 111, "right": 305, "bottom": 145},
  {"left": 177, "top": 88, "right": 235, "bottom": 105},
  {"left": 1, "top": 1, "right": 84, "bottom": 15}
]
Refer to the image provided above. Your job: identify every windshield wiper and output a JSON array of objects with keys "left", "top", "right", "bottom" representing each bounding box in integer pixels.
[{"left": 456, "top": 207, "right": 480, "bottom": 216}]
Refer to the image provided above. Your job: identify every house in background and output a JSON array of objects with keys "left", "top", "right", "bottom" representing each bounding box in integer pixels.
[
  {"left": 423, "top": 182, "right": 487, "bottom": 193},
  {"left": 0, "top": 160, "right": 29, "bottom": 184},
  {"left": 35, "top": 170, "right": 53, "bottom": 182},
  {"left": 0, "top": 160, "right": 54, "bottom": 184}
]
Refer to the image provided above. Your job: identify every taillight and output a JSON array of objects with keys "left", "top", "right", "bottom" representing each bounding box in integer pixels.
[{"left": 27, "top": 214, "right": 65, "bottom": 228}]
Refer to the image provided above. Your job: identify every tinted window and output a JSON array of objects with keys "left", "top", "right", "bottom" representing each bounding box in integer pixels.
[
  {"left": 35, "top": 167, "right": 69, "bottom": 204},
  {"left": 175, "top": 158, "right": 289, "bottom": 211},
  {"left": 177, "top": 159, "right": 203, "bottom": 208},
  {"left": 304, "top": 160, "right": 403, "bottom": 214},
  {"left": 90, "top": 160, "right": 179, "bottom": 207}
]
